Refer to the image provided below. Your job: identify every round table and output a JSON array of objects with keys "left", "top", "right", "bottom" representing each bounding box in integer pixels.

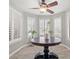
[{"left": 31, "top": 37, "right": 61, "bottom": 59}]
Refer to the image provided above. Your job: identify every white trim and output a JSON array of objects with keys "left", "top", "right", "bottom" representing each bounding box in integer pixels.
[{"left": 9, "top": 44, "right": 27, "bottom": 57}]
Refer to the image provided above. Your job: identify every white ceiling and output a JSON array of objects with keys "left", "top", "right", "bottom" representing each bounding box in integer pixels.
[{"left": 10, "top": 0, "right": 70, "bottom": 15}]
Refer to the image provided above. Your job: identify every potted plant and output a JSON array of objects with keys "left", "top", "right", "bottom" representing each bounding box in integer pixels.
[{"left": 28, "top": 30, "right": 37, "bottom": 38}]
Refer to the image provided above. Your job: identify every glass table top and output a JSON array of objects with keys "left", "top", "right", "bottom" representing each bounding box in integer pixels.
[{"left": 31, "top": 36, "right": 61, "bottom": 46}]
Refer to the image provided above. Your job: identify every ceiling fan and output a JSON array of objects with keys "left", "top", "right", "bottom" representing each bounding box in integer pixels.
[{"left": 30, "top": 0, "right": 58, "bottom": 14}]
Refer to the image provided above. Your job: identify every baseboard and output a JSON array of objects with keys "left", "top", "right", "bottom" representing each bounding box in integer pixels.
[
  {"left": 9, "top": 44, "right": 27, "bottom": 57},
  {"left": 60, "top": 44, "right": 70, "bottom": 50}
]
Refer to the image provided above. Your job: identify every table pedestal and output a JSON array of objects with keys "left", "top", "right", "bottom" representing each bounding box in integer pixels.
[{"left": 34, "top": 46, "right": 58, "bottom": 59}]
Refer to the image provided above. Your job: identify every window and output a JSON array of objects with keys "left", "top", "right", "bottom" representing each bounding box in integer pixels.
[
  {"left": 13, "top": 17, "right": 21, "bottom": 39},
  {"left": 39, "top": 19, "right": 45, "bottom": 36},
  {"left": 39, "top": 19, "right": 50, "bottom": 37},
  {"left": 54, "top": 17, "right": 62, "bottom": 38},
  {"left": 26, "top": 16, "right": 62, "bottom": 40},
  {"left": 27, "top": 16, "right": 36, "bottom": 39},
  {"left": 9, "top": 7, "right": 22, "bottom": 41}
]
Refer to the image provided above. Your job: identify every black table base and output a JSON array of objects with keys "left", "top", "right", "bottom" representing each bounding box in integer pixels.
[{"left": 34, "top": 46, "right": 58, "bottom": 59}]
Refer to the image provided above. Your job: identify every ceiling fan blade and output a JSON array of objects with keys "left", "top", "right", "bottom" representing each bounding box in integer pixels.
[
  {"left": 29, "top": 8, "right": 39, "bottom": 9},
  {"left": 47, "top": 1, "right": 58, "bottom": 8},
  {"left": 47, "top": 9, "right": 54, "bottom": 14}
]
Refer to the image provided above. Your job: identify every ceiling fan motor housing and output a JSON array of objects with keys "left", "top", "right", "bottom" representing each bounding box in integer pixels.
[{"left": 40, "top": 2, "right": 48, "bottom": 8}]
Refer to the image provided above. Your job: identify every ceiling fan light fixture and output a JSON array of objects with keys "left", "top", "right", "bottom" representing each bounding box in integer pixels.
[
  {"left": 40, "top": 7, "right": 47, "bottom": 12},
  {"left": 40, "top": 4, "right": 47, "bottom": 12}
]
